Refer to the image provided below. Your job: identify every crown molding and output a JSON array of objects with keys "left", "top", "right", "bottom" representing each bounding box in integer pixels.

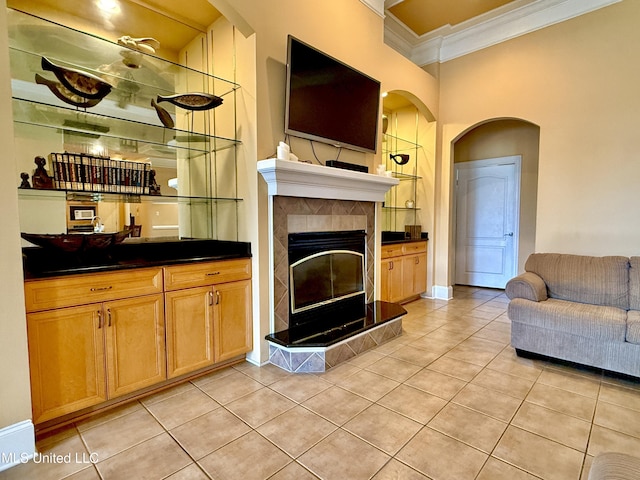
[
  {"left": 384, "top": 0, "right": 622, "bottom": 66},
  {"left": 360, "top": 0, "right": 385, "bottom": 18}
]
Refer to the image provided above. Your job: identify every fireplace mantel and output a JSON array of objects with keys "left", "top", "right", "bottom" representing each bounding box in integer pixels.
[{"left": 257, "top": 158, "right": 398, "bottom": 202}]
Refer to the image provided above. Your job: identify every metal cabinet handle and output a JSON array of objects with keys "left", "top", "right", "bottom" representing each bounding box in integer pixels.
[
  {"left": 215, "top": 291, "right": 221, "bottom": 305},
  {"left": 415, "top": 257, "right": 420, "bottom": 264},
  {"left": 389, "top": 261, "right": 394, "bottom": 270},
  {"left": 97, "top": 310, "right": 103, "bottom": 329},
  {"left": 208, "top": 290, "right": 214, "bottom": 306},
  {"left": 206, "top": 272, "right": 221, "bottom": 277},
  {"left": 90, "top": 286, "right": 113, "bottom": 292},
  {"left": 107, "top": 308, "right": 112, "bottom": 327}
]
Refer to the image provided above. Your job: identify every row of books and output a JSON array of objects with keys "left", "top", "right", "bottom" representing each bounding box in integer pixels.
[{"left": 48, "top": 152, "right": 152, "bottom": 194}]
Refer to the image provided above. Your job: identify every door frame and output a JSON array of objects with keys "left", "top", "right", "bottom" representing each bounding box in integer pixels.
[{"left": 453, "top": 155, "right": 522, "bottom": 288}]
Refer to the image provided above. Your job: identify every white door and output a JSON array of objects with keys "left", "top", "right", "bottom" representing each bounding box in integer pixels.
[{"left": 455, "top": 156, "right": 520, "bottom": 288}]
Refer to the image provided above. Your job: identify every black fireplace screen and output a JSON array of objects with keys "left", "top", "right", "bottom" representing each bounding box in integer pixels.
[{"left": 290, "top": 250, "right": 364, "bottom": 313}]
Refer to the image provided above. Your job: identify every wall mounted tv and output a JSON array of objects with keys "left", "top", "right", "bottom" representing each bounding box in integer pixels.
[{"left": 285, "top": 35, "right": 381, "bottom": 154}]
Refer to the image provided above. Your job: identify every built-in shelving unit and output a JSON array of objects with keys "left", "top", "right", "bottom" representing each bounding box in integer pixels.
[
  {"left": 9, "top": 8, "right": 242, "bottom": 241},
  {"left": 382, "top": 133, "right": 421, "bottom": 232}
]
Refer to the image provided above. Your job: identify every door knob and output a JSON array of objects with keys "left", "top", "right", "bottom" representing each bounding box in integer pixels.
[{"left": 504, "top": 232, "right": 514, "bottom": 237}]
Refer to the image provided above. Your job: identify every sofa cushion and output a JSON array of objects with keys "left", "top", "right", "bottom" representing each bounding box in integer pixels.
[
  {"left": 525, "top": 254, "right": 630, "bottom": 310},
  {"left": 629, "top": 257, "right": 640, "bottom": 311},
  {"left": 508, "top": 298, "right": 627, "bottom": 342},
  {"left": 626, "top": 310, "right": 640, "bottom": 345}
]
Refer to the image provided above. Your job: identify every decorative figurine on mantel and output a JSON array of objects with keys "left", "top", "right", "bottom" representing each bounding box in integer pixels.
[
  {"left": 19, "top": 172, "right": 31, "bottom": 189},
  {"left": 149, "top": 169, "right": 161, "bottom": 195},
  {"left": 31, "top": 156, "right": 54, "bottom": 189}
]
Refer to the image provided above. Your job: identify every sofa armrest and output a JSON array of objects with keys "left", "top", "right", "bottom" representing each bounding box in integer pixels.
[
  {"left": 589, "top": 452, "right": 640, "bottom": 480},
  {"left": 505, "top": 272, "right": 548, "bottom": 302}
]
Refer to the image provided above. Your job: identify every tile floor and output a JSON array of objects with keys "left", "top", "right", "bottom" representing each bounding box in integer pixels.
[{"left": 3, "top": 286, "right": 640, "bottom": 480}]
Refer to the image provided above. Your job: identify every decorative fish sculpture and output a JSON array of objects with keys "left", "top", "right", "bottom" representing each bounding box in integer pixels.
[
  {"left": 41, "top": 56, "right": 112, "bottom": 100},
  {"left": 35, "top": 74, "right": 102, "bottom": 108},
  {"left": 151, "top": 98, "right": 175, "bottom": 129},
  {"left": 156, "top": 92, "right": 223, "bottom": 111}
]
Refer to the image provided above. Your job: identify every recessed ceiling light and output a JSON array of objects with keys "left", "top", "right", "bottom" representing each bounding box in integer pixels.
[{"left": 97, "top": 0, "right": 119, "bottom": 12}]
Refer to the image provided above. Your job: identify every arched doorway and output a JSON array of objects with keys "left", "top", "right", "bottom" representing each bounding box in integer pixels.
[{"left": 452, "top": 118, "right": 540, "bottom": 287}]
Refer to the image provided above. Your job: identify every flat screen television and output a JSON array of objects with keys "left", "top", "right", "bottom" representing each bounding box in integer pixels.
[{"left": 285, "top": 35, "right": 381, "bottom": 153}]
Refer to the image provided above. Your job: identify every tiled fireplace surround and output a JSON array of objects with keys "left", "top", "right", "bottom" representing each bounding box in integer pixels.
[{"left": 267, "top": 196, "right": 403, "bottom": 372}]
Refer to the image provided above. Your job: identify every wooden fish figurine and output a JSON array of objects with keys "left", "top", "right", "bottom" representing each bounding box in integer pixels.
[
  {"left": 35, "top": 74, "right": 102, "bottom": 108},
  {"left": 151, "top": 98, "right": 175, "bottom": 129},
  {"left": 41, "top": 56, "right": 112, "bottom": 100},
  {"left": 156, "top": 92, "right": 223, "bottom": 111}
]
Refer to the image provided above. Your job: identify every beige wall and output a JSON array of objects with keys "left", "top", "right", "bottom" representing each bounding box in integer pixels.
[
  {"left": 437, "top": 0, "right": 640, "bottom": 288},
  {"left": 0, "top": 0, "right": 32, "bottom": 430}
]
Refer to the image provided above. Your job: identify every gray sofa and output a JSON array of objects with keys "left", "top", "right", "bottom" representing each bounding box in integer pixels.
[{"left": 506, "top": 253, "right": 640, "bottom": 378}]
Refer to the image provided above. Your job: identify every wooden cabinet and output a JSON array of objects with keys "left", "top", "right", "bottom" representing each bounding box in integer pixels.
[
  {"left": 381, "top": 241, "right": 427, "bottom": 303},
  {"left": 164, "top": 259, "right": 252, "bottom": 378},
  {"left": 25, "top": 268, "right": 165, "bottom": 424}
]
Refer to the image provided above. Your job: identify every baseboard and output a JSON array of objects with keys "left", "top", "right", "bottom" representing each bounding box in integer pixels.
[
  {"left": 432, "top": 285, "right": 453, "bottom": 300},
  {"left": 0, "top": 420, "right": 35, "bottom": 472}
]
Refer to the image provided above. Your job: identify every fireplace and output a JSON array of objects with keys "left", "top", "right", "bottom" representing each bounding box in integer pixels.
[{"left": 288, "top": 230, "right": 366, "bottom": 331}]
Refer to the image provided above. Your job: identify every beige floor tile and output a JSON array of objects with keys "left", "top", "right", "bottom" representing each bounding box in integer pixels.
[
  {"left": 140, "top": 381, "right": 197, "bottom": 406},
  {"left": 165, "top": 463, "right": 210, "bottom": 480},
  {"left": 469, "top": 327, "right": 511, "bottom": 344},
  {"left": 387, "top": 344, "right": 442, "bottom": 367},
  {"left": 257, "top": 406, "right": 336, "bottom": 457},
  {"left": 426, "top": 356, "right": 483, "bottom": 381},
  {"left": 80, "top": 408, "right": 164, "bottom": 460},
  {"left": 537, "top": 369, "right": 601, "bottom": 398},
  {"left": 314, "top": 361, "right": 361, "bottom": 384},
  {"left": 581, "top": 456, "right": 594, "bottom": 480},
  {"left": 372, "top": 458, "right": 430, "bottom": 479},
  {"left": 335, "top": 369, "right": 400, "bottom": 402},
  {"left": 408, "top": 335, "right": 461, "bottom": 354},
  {"left": 170, "top": 408, "right": 251, "bottom": 460},
  {"left": 343, "top": 404, "right": 422, "bottom": 455},
  {"left": 301, "top": 386, "right": 372, "bottom": 425},
  {"left": 444, "top": 345, "right": 500, "bottom": 367},
  {"left": 511, "top": 401, "right": 591, "bottom": 451},
  {"left": 526, "top": 383, "right": 597, "bottom": 421},
  {"left": 476, "top": 457, "right": 538, "bottom": 480},
  {"left": 145, "top": 387, "right": 220, "bottom": 429},
  {"left": 598, "top": 383, "right": 640, "bottom": 412},
  {"left": 199, "top": 431, "right": 291, "bottom": 480},
  {"left": 268, "top": 462, "right": 319, "bottom": 480},
  {"left": 225, "top": 387, "right": 296, "bottom": 428},
  {"left": 428, "top": 403, "right": 508, "bottom": 453},
  {"left": 452, "top": 383, "right": 522, "bottom": 422},
  {"left": 190, "top": 365, "right": 236, "bottom": 387},
  {"left": 471, "top": 368, "right": 535, "bottom": 399},
  {"left": 196, "top": 370, "right": 264, "bottom": 405},
  {"left": 232, "top": 362, "right": 292, "bottom": 386},
  {"left": 268, "top": 374, "right": 332, "bottom": 403},
  {"left": 75, "top": 401, "right": 143, "bottom": 432},
  {"left": 485, "top": 352, "right": 543, "bottom": 382},
  {"left": 378, "top": 384, "right": 447, "bottom": 424},
  {"left": 588, "top": 425, "right": 640, "bottom": 457},
  {"left": 347, "top": 349, "right": 386, "bottom": 368},
  {"left": 298, "top": 429, "right": 390, "bottom": 480},
  {"left": 0, "top": 434, "right": 93, "bottom": 480},
  {"left": 594, "top": 401, "right": 640, "bottom": 439},
  {"left": 396, "top": 427, "right": 487, "bottom": 480},
  {"left": 365, "top": 356, "right": 423, "bottom": 382},
  {"left": 405, "top": 368, "right": 467, "bottom": 400},
  {"left": 493, "top": 426, "right": 584, "bottom": 480},
  {"left": 95, "top": 433, "right": 191, "bottom": 480}
]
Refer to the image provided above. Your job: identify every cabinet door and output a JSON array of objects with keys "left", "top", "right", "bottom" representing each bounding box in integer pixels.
[
  {"left": 403, "top": 254, "right": 427, "bottom": 298},
  {"left": 27, "top": 305, "right": 106, "bottom": 424},
  {"left": 165, "top": 286, "right": 215, "bottom": 378},
  {"left": 213, "top": 279, "right": 252, "bottom": 362},
  {"left": 104, "top": 294, "right": 166, "bottom": 398},
  {"left": 381, "top": 258, "right": 404, "bottom": 303}
]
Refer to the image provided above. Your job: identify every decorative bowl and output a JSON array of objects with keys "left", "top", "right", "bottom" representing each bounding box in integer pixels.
[{"left": 21, "top": 230, "right": 131, "bottom": 253}]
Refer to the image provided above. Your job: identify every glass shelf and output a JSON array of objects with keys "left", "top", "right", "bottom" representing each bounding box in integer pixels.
[
  {"left": 18, "top": 188, "right": 242, "bottom": 204},
  {"left": 12, "top": 98, "right": 239, "bottom": 160}
]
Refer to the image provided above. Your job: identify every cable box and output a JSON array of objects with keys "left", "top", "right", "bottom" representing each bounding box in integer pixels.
[{"left": 326, "top": 160, "right": 369, "bottom": 173}]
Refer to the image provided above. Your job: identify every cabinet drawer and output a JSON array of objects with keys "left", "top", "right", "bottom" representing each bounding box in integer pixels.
[
  {"left": 402, "top": 241, "right": 427, "bottom": 255},
  {"left": 381, "top": 244, "right": 404, "bottom": 259},
  {"left": 24, "top": 268, "right": 164, "bottom": 313},
  {"left": 164, "top": 258, "right": 251, "bottom": 291}
]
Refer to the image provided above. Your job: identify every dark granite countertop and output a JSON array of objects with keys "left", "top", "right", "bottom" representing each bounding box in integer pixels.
[
  {"left": 381, "top": 231, "right": 429, "bottom": 245},
  {"left": 22, "top": 238, "right": 251, "bottom": 279}
]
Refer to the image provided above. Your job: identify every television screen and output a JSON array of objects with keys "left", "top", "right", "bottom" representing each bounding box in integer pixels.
[{"left": 285, "top": 36, "right": 381, "bottom": 153}]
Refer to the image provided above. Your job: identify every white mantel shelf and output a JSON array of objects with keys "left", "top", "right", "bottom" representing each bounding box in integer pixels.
[{"left": 257, "top": 158, "right": 398, "bottom": 202}]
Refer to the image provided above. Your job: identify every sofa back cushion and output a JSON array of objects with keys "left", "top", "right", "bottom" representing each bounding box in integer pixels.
[
  {"left": 525, "top": 253, "right": 629, "bottom": 310},
  {"left": 629, "top": 257, "right": 640, "bottom": 311}
]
